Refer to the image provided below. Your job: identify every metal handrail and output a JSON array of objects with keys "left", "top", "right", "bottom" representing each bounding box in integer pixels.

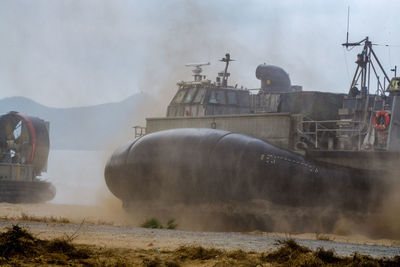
[
  {"left": 133, "top": 126, "right": 146, "bottom": 138},
  {"left": 298, "top": 119, "right": 364, "bottom": 150}
]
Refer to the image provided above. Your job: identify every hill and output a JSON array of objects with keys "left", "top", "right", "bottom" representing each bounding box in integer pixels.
[{"left": 0, "top": 94, "right": 158, "bottom": 150}]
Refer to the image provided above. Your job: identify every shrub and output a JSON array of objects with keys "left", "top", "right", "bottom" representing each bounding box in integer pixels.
[
  {"left": 141, "top": 218, "right": 163, "bottom": 229},
  {"left": 166, "top": 219, "right": 177, "bottom": 230}
]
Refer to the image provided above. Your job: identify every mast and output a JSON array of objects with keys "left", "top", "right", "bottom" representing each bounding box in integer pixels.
[
  {"left": 220, "top": 53, "right": 234, "bottom": 87},
  {"left": 342, "top": 37, "right": 391, "bottom": 94}
]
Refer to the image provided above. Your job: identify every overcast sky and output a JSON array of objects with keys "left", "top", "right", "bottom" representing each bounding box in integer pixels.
[{"left": 1, "top": 0, "right": 399, "bottom": 107}]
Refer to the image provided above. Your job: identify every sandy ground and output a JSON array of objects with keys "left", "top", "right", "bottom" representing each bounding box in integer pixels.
[{"left": 0, "top": 202, "right": 399, "bottom": 258}]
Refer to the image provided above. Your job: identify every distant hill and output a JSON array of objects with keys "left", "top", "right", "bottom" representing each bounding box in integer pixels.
[{"left": 0, "top": 94, "right": 159, "bottom": 150}]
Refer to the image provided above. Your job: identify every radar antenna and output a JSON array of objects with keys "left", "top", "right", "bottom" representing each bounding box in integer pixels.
[{"left": 185, "top": 62, "right": 210, "bottom": 81}]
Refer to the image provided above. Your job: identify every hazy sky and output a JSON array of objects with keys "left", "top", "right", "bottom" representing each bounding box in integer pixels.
[{"left": 1, "top": 0, "right": 399, "bottom": 107}]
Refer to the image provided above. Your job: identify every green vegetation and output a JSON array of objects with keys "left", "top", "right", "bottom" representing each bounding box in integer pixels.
[
  {"left": 141, "top": 218, "right": 163, "bottom": 229},
  {"left": 141, "top": 218, "right": 178, "bottom": 230},
  {"left": 166, "top": 218, "right": 177, "bottom": 230}
]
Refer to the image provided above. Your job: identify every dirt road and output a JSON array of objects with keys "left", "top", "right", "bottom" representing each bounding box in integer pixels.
[{"left": 0, "top": 203, "right": 399, "bottom": 258}]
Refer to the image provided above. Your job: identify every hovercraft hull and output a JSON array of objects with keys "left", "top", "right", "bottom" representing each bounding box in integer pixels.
[{"left": 105, "top": 128, "right": 384, "bottom": 211}]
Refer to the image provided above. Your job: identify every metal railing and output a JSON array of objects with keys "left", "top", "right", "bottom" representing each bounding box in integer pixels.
[
  {"left": 133, "top": 126, "right": 146, "bottom": 138},
  {"left": 297, "top": 119, "right": 366, "bottom": 150}
]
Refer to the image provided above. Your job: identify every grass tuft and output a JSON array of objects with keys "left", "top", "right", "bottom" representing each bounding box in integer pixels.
[
  {"left": 0, "top": 224, "right": 89, "bottom": 264},
  {"left": 315, "top": 247, "right": 341, "bottom": 263},
  {"left": 173, "top": 246, "right": 222, "bottom": 260},
  {"left": 46, "top": 238, "right": 90, "bottom": 259},
  {"left": 316, "top": 232, "right": 332, "bottom": 241},
  {"left": 141, "top": 218, "right": 163, "bottom": 229},
  {"left": 227, "top": 249, "right": 248, "bottom": 260},
  {"left": 0, "top": 225, "right": 37, "bottom": 258},
  {"left": 143, "top": 256, "right": 162, "bottom": 267},
  {"left": 141, "top": 218, "right": 178, "bottom": 230},
  {"left": 166, "top": 219, "right": 178, "bottom": 230},
  {"left": 20, "top": 212, "right": 70, "bottom": 223},
  {"left": 262, "top": 239, "right": 311, "bottom": 264},
  {"left": 0, "top": 213, "right": 70, "bottom": 224}
]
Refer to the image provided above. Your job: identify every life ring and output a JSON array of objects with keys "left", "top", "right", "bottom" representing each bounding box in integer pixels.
[{"left": 373, "top": 110, "right": 390, "bottom": 131}]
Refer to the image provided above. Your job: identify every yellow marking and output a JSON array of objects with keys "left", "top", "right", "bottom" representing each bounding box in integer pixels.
[
  {"left": 266, "top": 80, "right": 271, "bottom": 85},
  {"left": 17, "top": 164, "right": 21, "bottom": 181}
]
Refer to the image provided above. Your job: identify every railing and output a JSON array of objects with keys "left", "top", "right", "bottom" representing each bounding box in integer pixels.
[
  {"left": 133, "top": 126, "right": 146, "bottom": 138},
  {"left": 297, "top": 119, "right": 366, "bottom": 151}
]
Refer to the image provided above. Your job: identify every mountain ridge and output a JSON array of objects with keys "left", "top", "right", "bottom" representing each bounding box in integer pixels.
[{"left": 0, "top": 94, "right": 156, "bottom": 150}]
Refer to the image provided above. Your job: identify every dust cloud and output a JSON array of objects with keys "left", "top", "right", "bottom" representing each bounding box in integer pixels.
[
  {"left": 3, "top": 1, "right": 400, "bottom": 244},
  {"left": 117, "top": 177, "right": 400, "bottom": 241},
  {"left": 331, "top": 172, "right": 400, "bottom": 239},
  {"left": 102, "top": 132, "right": 400, "bottom": 240},
  {"left": 39, "top": 139, "right": 400, "bottom": 241},
  {"left": 42, "top": 1, "right": 235, "bottom": 216}
]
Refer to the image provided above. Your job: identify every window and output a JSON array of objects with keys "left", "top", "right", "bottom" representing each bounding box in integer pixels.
[
  {"left": 193, "top": 88, "right": 206, "bottom": 103},
  {"left": 209, "top": 91, "right": 218, "bottom": 103},
  {"left": 183, "top": 87, "right": 198, "bottom": 103},
  {"left": 216, "top": 90, "right": 226, "bottom": 104},
  {"left": 389, "top": 78, "right": 400, "bottom": 90},
  {"left": 173, "top": 90, "right": 186, "bottom": 103},
  {"left": 227, "top": 91, "right": 237, "bottom": 105},
  {"left": 208, "top": 90, "right": 226, "bottom": 104}
]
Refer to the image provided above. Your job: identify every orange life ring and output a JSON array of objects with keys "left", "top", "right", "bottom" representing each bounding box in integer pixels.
[{"left": 373, "top": 110, "right": 390, "bottom": 131}]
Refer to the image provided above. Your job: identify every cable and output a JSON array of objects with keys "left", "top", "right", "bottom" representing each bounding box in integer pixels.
[{"left": 373, "top": 43, "right": 400, "bottom": 47}]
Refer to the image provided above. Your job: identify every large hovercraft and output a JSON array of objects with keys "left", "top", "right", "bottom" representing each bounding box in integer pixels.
[
  {"left": 0, "top": 112, "right": 55, "bottom": 203},
  {"left": 105, "top": 37, "right": 398, "bottom": 212}
]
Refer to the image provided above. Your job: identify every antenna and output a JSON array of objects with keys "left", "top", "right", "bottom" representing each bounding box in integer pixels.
[
  {"left": 219, "top": 53, "right": 235, "bottom": 87},
  {"left": 346, "top": 6, "right": 350, "bottom": 45},
  {"left": 185, "top": 62, "right": 210, "bottom": 67},
  {"left": 342, "top": 6, "right": 360, "bottom": 48},
  {"left": 342, "top": 6, "right": 367, "bottom": 48},
  {"left": 185, "top": 62, "right": 210, "bottom": 81}
]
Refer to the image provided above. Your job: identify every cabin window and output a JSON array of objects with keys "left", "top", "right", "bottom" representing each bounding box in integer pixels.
[
  {"left": 217, "top": 91, "right": 226, "bottom": 104},
  {"left": 209, "top": 90, "right": 226, "bottom": 104},
  {"left": 389, "top": 78, "right": 400, "bottom": 90},
  {"left": 173, "top": 90, "right": 186, "bottom": 103},
  {"left": 193, "top": 88, "right": 206, "bottom": 103},
  {"left": 183, "top": 87, "right": 198, "bottom": 103},
  {"left": 227, "top": 91, "right": 237, "bottom": 105},
  {"left": 209, "top": 91, "right": 218, "bottom": 104}
]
